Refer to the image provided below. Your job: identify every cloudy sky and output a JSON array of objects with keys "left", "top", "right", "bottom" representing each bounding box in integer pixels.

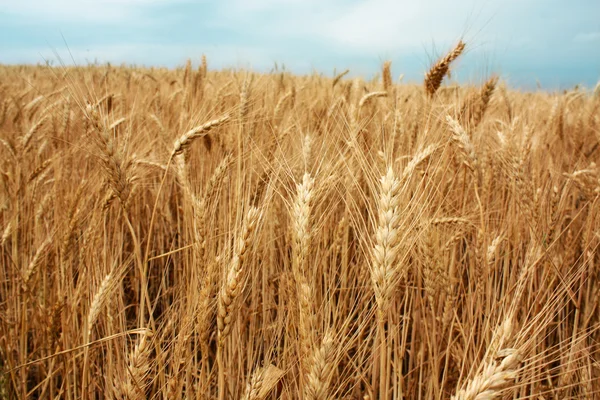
[{"left": 1, "top": 0, "right": 599, "bottom": 89}]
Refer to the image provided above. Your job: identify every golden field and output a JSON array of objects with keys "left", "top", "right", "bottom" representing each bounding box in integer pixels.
[{"left": 1, "top": 46, "right": 599, "bottom": 399}]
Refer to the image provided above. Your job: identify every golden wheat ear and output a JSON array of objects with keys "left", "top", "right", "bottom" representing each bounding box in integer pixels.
[
  {"left": 217, "top": 206, "right": 261, "bottom": 345},
  {"left": 424, "top": 40, "right": 465, "bottom": 97}
]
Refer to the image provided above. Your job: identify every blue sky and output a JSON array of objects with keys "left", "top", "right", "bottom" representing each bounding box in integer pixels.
[{"left": 1, "top": 0, "right": 599, "bottom": 89}]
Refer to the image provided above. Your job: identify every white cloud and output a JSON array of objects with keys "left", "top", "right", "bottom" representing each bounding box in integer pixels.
[
  {"left": 322, "top": 0, "right": 456, "bottom": 51},
  {"left": 214, "top": 0, "right": 515, "bottom": 56}
]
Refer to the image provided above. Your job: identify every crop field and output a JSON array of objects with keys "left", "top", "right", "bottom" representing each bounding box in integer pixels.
[{"left": 1, "top": 44, "right": 599, "bottom": 399}]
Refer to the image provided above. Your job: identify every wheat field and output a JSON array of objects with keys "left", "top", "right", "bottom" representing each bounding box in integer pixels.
[{"left": 1, "top": 45, "right": 599, "bottom": 399}]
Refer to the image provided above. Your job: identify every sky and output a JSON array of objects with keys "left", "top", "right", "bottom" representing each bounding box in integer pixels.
[{"left": 1, "top": 0, "right": 599, "bottom": 89}]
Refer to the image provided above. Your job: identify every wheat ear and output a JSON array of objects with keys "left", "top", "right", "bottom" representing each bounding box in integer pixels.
[
  {"left": 451, "top": 348, "right": 522, "bottom": 400},
  {"left": 303, "top": 332, "right": 335, "bottom": 400},
  {"left": 292, "top": 173, "right": 314, "bottom": 277},
  {"left": 291, "top": 173, "right": 316, "bottom": 364},
  {"left": 241, "top": 364, "right": 284, "bottom": 400},
  {"left": 371, "top": 167, "right": 402, "bottom": 319},
  {"left": 21, "top": 237, "right": 52, "bottom": 291},
  {"left": 172, "top": 114, "right": 230, "bottom": 157},
  {"left": 239, "top": 75, "right": 252, "bottom": 122},
  {"left": 217, "top": 206, "right": 261, "bottom": 346},
  {"left": 424, "top": 40, "right": 465, "bottom": 97},
  {"left": 332, "top": 69, "right": 350, "bottom": 88},
  {"left": 82, "top": 269, "right": 121, "bottom": 396},
  {"left": 382, "top": 61, "right": 392, "bottom": 92},
  {"left": 358, "top": 91, "right": 388, "bottom": 110},
  {"left": 1, "top": 222, "right": 12, "bottom": 246},
  {"left": 86, "top": 103, "right": 134, "bottom": 205},
  {"left": 401, "top": 144, "right": 436, "bottom": 182},
  {"left": 115, "top": 330, "right": 153, "bottom": 400},
  {"left": 446, "top": 116, "right": 478, "bottom": 172},
  {"left": 201, "top": 54, "right": 208, "bottom": 77},
  {"left": 371, "top": 167, "right": 402, "bottom": 398},
  {"left": 86, "top": 272, "right": 116, "bottom": 342},
  {"left": 472, "top": 76, "right": 499, "bottom": 127}
]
